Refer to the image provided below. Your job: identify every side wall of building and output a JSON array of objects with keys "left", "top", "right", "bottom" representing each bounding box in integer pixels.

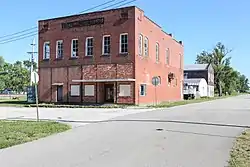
[{"left": 134, "top": 8, "right": 184, "bottom": 105}]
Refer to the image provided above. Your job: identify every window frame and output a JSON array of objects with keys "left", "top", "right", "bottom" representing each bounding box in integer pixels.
[
  {"left": 119, "top": 33, "right": 128, "bottom": 54},
  {"left": 56, "top": 40, "right": 63, "bottom": 59},
  {"left": 138, "top": 34, "right": 143, "bottom": 56},
  {"left": 71, "top": 39, "right": 78, "bottom": 58},
  {"left": 144, "top": 37, "right": 149, "bottom": 57},
  {"left": 156, "top": 42, "right": 159, "bottom": 63},
  {"left": 102, "top": 35, "right": 111, "bottom": 55},
  {"left": 85, "top": 37, "right": 94, "bottom": 56},
  {"left": 140, "top": 84, "right": 147, "bottom": 96},
  {"left": 119, "top": 84, "right": 131, "bottom": 97},
  {"left": 70, "top": 84, "right": 80, "bottom": 97},
  {"left": 84, "top": 85, "right": 95, "bottom": 96},
  {"left": 43, "top": 41, "right": 50, "bottom": 60},
  {"left": 166, "top": 48, "right": 170, "bottom": 65}
]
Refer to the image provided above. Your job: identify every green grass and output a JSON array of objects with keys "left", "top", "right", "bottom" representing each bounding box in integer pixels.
[
  {"left": 148, "top": 94, "right": 241, "bottom": 108},
  {"left": 0, "top": 120, "right": 71, "bottom": 149},
  {"left": 229, "top": 130, "right": 250, "bottom": 167}
]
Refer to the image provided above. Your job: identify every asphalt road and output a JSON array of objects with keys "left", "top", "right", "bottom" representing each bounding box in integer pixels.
[{"left": 1, "top": 95, "right": 250, "bottom": 167}]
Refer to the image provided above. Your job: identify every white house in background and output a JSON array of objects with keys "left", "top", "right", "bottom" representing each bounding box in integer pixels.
[
  {"left": 184, "top": 64, "right": 214, "bottom": 97},
  {"left": 183, "top": 78, "right": 208, "bottom": 99}
]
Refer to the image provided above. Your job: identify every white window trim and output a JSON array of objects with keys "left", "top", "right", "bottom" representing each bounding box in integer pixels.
[
  {"left": 102, "top": 35, "right": 111, "bottom": 55},
  {"left": 140, "top": 84, "right": 147, "bottom": 96},
  {"left": 119, "top": 84, "right": 131, "bottom": 97},
  {"left": 85, "top": 37, "right": 94, "bottom": 56},
  {"left": 56, "top": 40, "right": 63, "bottom": 59},
  {"left": 43, "top": 41, "right": 50, "bottom": 59},
  {"left": 70, "top": 85, "right": 80, "bottom": 96},
  {"left": 139, "top": 34, "right": 143, "bottom": 56},
  {"left": 84, "top": 85, "right": 95, "bottom": 96},
  {"left": 119, "top": 33, "right": 128, "bottom": 54},
  {"left": 144, "top": 37, "right": 149, "bottom": 57},
  {"left": 156, "top": 42, "right": 159, "bottom": 63},
  {"left": 71, "top": 39, "right": 78, "bottom": 58}
]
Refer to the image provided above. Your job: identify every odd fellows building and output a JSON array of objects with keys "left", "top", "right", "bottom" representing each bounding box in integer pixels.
[{"left": 38, "top": 6, "right": 184, "bottom": 105}]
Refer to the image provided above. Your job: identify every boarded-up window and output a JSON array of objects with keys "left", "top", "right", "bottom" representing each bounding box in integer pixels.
[
  {"left": 70, "top": 85, "right": 80, "bottom": 96},
  {"left": 84, "top": 85, "right": 95, "bottom": 96},
  {"left": 119, "top": 84, "right": 131, "bottom": 97}
]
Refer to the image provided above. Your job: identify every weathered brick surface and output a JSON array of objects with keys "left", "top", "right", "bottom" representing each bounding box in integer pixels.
[
  {"left": 82, "top": 83, "right": 97, "bottom": 103},
  {"left": 68, "top": 67, "right": 82, "bottom": 103},
  {"left": 117, "top": 63, "right": 134, "bottom": 79},
  {"left": 38, "top": 68, "right": 51, "bottom": 102},
  {"left": 116, "top": 82, "right": 135, "bottom": 104},
  {"left": 38, "top": 6, "right": 184, "bottom": 105},
  {"left": 82, "top": 65, "right": 96, "bottom": 80},
  {"left": 38, "top": 7, "right": 136, "bottom": 68},
  {"left": 97, "top": 64, "right": 116, "bottom": 79}
]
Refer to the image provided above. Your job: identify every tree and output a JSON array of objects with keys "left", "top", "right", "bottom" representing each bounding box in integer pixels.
[
  {"left": 23, "top": 60, "right": 37, "bottom": 71},
  {"left": 195, "top": 42, "right": 249, "bottom": 96}
]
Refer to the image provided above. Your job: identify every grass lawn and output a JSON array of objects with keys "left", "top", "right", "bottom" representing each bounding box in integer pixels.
[
  {"left": 229, "top": 130, "right": 250, "bottom": 167},
  {"left": 148, "top": 94, "right": 244, "bottom": 108},
  {"left": 0, "top": 120, "right": 70, "bottom": 149}
]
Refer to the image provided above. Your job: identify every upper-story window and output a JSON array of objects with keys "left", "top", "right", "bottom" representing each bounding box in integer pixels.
[
  {"left": 166, "top": 48, "right": 170, "bottom": 65},
  {"left": 120, "top": 33, "right": 128, "bottom": 54},
  {"left": 102, "top": 35, "right": 111, "bottom": 55},
  {"left": 86, "top": 37, "right": 94, "bottom": 56},
  {"left": 139, "top": 34, "right": 143, "bottom": 56},
  {"left": 43, "top": 42, "right": 50, "bottom": 59},
  {"left": 56, "top": 40, "right": 63, "bottom": 59},
  {"left": 156, "top": 42, "right": 159, "bottom": 63},
  {"left": 179, "top": 54, "right": 182, "bottom": 69},
  {"left": 71, "top": 39, "right": 78, "bottom": 57},
  {"left": 144, "top": 37, "right": 149, "bottom": 56}
]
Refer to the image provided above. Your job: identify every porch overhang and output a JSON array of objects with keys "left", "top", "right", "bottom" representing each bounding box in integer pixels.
[
  {"left": 52, "top": 82, "right": 64, "bottom": 86},
  {"left": 72, "top": 78, "right": 136, "bottom": 83}
]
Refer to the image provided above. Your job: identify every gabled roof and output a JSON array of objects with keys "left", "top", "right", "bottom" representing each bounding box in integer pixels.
[{"left": 184, "top": 64, "right": 209, "bottom": 71}]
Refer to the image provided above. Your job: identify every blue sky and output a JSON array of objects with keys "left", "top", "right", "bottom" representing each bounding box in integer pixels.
[{"left": 0, "top": 0, "right": 249, "bottom": 78}]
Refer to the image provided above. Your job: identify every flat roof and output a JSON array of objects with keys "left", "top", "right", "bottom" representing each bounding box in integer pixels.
[{"left": 39, "top": 6, "right": 138, "bottom": 22}]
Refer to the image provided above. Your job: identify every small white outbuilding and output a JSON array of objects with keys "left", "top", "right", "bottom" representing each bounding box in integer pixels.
[{"left": 183, "top": 78, "right": 208, "bottom": 99}]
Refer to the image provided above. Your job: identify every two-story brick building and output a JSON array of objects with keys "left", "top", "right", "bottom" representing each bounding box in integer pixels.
[{"left": 38, "top": 6, "right": 184, "bottom": 105}]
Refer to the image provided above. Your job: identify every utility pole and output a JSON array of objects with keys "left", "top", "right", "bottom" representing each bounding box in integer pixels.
[{"left": 27, "top": 38, "right": 39, "bottom": 121}]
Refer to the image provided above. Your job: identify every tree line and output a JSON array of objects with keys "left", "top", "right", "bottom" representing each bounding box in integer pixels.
[
  {"left": 0, "top": 56, "right": 37, "bottom": 93},
  {"left": 195, "top": 42, "right": 249, "bottom": 96}
]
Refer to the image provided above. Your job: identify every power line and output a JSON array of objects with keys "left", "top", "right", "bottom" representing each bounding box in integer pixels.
[
  {"left": 0, "top": 0, "right": 136, "bottom": 44},
  {"left": 0, "top": 30, "right": 37, "bottom": 43},
  {"left": 0, "top": 33, "right": 37, "bottom": 44},
  {"left": 0, "top": 27, "right": 37, "bottom": 39},
  {"left": 99, "top": 0, "right": 133, "bottom": 10},
  {"left": 79, "top": 0, "right": 117, "bottom": 13},
  {"left": 112, "top": 0, "right": 136, "bottom": 8},
  {"left": 0, "top": 0, "right": 119, "bottom": 40}
]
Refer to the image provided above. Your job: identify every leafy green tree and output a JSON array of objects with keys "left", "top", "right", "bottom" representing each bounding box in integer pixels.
[{"left": 195, "top": 42, "right": 249, "bottom": 95}]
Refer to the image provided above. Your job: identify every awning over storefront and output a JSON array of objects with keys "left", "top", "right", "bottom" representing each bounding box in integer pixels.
[
  {"left": 52, "top": 83, "right": 64, "bottom": 86},
  {"left": 72, "top": 78, "right": 136, "bottom": 83}
]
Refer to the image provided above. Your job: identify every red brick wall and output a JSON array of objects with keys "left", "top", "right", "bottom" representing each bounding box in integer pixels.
[
  {"left": 68, "top": 67, "right": 82, "bottom": 103},
  {"left": 97, "top": 64, "right": 116, "bottom": 79},
  {"left": 82, "top": 83, "right": 97, "bottom": 103},
  {"left": 116, "top": 82, "right": 135, "bottom": 104},
  {"left": 38, "top": 6, "right": 136, "bottom": 68},
  {"left": 134, "top": 8, "right": 184, "bottom": 105},
  {"left": 39, "top": 68, "right": 51, "bottom": 102}
]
